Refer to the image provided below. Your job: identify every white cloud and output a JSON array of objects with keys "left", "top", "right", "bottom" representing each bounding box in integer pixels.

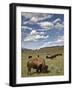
[
  {"left": 23, "top": 35, "right": 64, "bottom": 49},
  {"left": 30, "top": 17, "right": 38, "bottom": 23},
  {"left": 22, "top": 12, "right": 53, "bottom": 24},
  {"left": 38, "top": 18, "right": 63, "bottom": 30},
  {"left": 54, "top": 36, "right": 64, "bottom": 46},
  {"left": 37, "top": 18, "right": 63, "bottom": 30},
  {"left": 22, "top": 21, "right": 64, "bottom": 34},
  {"left": 21, "top": 13, "right": 34, "bottom": 18},
  {"left": 22, "top": 12, "right": 64, "bottom": 31},
  {"left": 24, "top": 30, "right": 49, "bottom": 42},
  {"left": 30, "top": 15, "right": 53, "bottom": 23},
  {"left": 41, "top": 22, "right": 63, "bottom": 30},
  {"left": 23, "top": 21, "right": 29, "bottom": 25},
  {"left": 24, "top": 34, "right": 49, "bottom": 42},
  {"left": 30, "top": 30, "right": 45, "bottom": 35},
  {"left": 41, "top": 36, "right": 64, "bottom": 48},
  {"left": 22, "top": 13, "right": 64, "bottom": 31},
  {"left": 53, "top": 18, "right": 61, "bottom": 24},
  {"left": 22, "top": 21, "right": 64, "bottom": 31},
  {"left": 30, "top": 30, "right": 38, "bottom": 35},
  {"left": 22, "top": 26, "right": 32, "bottom": 30},
  {"left": 40, "top": 32, "right": 45, "bottom": 35},
  {"left": 57, "top": 36, "right": 64, "bottom": 42},
  {"left": 38, "top": 22, "right": 54, "bottom": 29},
  {"left": 53, "top": 18, "right": 64, "bottom": 30},
  {"left": 55, "top": 22, "right": 64, "bottom": 30},
  {"left": 41, "top": 42, "right": 52, "bottom": 48},
  {"left": 22, "top": 12, "right": 53, "bottom": 19}
]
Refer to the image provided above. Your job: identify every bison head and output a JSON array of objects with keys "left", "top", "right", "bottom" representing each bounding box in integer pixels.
[{"left": 42, "top": 65, "right": 48, "bottom": 73}]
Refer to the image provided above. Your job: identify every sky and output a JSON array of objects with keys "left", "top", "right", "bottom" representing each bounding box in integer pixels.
[{"left": 21, "top": 12, "right": 64, "bottom": 50}]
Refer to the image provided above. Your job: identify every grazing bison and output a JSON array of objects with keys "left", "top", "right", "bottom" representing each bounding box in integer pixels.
[
  {"left": 56, "top": 54, "right": 62, "bottom": 56},
  {"left": 27, "top": 58, "right": 48, "bottom": 74},
  {"left": 46, "top": 54, "right": 62, "bottom": 59},
  {"left": 28, "top": 56, "right": 32, "bottom": 59}
]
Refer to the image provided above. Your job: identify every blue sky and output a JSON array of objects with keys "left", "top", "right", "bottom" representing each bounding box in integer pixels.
[{"left": 21, "top": 12, "right": 64, "bottom": 50}]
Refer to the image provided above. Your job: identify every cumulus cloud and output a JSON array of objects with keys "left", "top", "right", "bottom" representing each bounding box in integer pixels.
[
  {"left": 30, "top": 30, "right": 45, "bottom": 35},
  {"left": 54, "top": 36, "right": 64, "bottom": 45},
  {"left": 55, "top": 22, "right": 64, "bottom": 30},
  {"left": 30, "top": 17, "right": 38, "bottom": 23},
  {"left": 23, "top": 21, "right": 29, "bottom": 25},
  {"left": 22, "top": 12, "right": 53, "bottom": 24},
  {"left": 41, "top": 36, "right": 64, "bottom": 48},
  {"left": 38, "top": 18, "right": 64, "bottom": 30},
  {"left": 38, "top": 22, "right": 54, "bottom": 29},
  {"left": 22, "top": 12, "right": 53, "bottom": 19},
  {"left": 23, "top": 35, "right": 64, "bottom": 49},
  {"left": 24, "top": 34, "right": 49, "bottom": 42},
  {"left": 30, "top": 15, "right": 53, "bottom": 23},
  {"left": 53, "top": 18, "right": 64, "bottom": 30},
  {"left": 22, "top": 26, "right": 32, "bottom": 30},
  {"left": 21, "top": 13, "right": 64, "bottom": 49},
  {"left": 30, "top": 30, "right": 38, "bottom": 35},
  {"left": 22, "top": 12, "right": 64, "bottom": 31},
  {"left": 24, "top": 30, "right": 49, "bottom": 42},
  {"left": 53, "top": 18, "right": 62, "bottom": 24}
]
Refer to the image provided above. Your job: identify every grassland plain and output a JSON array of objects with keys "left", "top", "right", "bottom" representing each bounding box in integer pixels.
[{"left": 21, "top": 46, "right": 64, "bottom": 77}]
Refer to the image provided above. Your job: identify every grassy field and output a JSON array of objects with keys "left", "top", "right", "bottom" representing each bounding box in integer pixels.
[{"left": 21, "top": 46, "right": 64, "bottom": 77}]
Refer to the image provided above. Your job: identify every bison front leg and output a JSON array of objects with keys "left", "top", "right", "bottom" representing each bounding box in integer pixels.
[
  {"left": 36, "top": 64, "right": 42, "bottom": 73},
  {"left": 36, "top": 69, "right": 39, "bottom": 73},
  {"left": 36, "top": 68, "right": 42, "bottom": 73}
]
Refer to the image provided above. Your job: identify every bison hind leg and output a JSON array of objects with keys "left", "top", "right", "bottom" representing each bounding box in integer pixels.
[{"left": 27, "top": 67, "right": 31, "bottom": 75}]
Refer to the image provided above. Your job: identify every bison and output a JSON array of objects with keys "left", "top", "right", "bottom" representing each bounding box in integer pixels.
[
  {"left": 46, "top": 55, "right": 56, "bottom": 59},
  {"left": 46, "top": 54, "right": 62, "bottom": 59},
  {"left": 27, "top": 57, "right": 48, "bottom": 74}
]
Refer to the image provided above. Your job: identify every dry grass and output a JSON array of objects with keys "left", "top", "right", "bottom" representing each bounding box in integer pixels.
[{"left": 21, "top": 46, "right": 64, "bottom": 77}]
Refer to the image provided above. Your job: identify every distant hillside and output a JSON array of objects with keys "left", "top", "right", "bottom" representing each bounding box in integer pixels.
[{"left": 22, "top": 46, "right": 64, "bottom": 54}]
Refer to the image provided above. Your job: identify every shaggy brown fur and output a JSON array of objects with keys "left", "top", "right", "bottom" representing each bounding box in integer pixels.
[{"left": 27, "top": 57, "right": 48, "bottom": 74}]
